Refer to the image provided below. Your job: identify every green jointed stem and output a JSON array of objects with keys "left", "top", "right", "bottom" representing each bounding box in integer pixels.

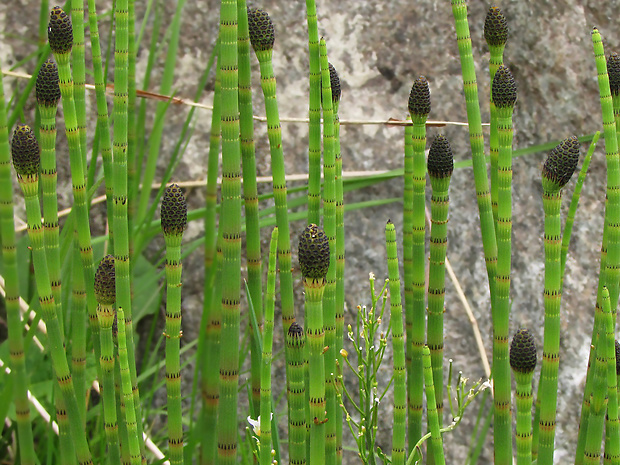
[
  {"left": 423, "top": 345, "right": 445, "bottom": 465},
  {"left": 216, "top": 0, "right": 243, "bottom": 461},
  {"left": 583, "top": 288, "right": 611, "bottom": 465},
  {"left": 426, "top": 134, "right": 454, "bottom": 429},
  {"left": 260, "top": 227, "right": 278, "bottom": 465},
  {"left": 510, "top": 329, "right": 537, "bottom": 465},
  {"left": 484, "top": 6, "right": 508, "bottom": 226},
  {"left": 286, "top": 322, "right": 307, "bottom": 465},
  {"left": 0, "top": 65, "right": 36, "bottom": 465},
  {"left": 450, "top": 0, "right": 498, "bottom": 298},
  {"left": 161, "top": 184, "right": 188, "bottom": 465},
  {"left": 491, "top": 64, "right": 517, "bottom": 465},
  {"left": 94, "top": 255, "right": 122, "bottom": 464},
  {"left": 71, "top": 237, "right": 88, "bottom": 422},
  {"left": 86, "top": 0, "right": 115, "bottom": 248},
  {"left": 237, "top": 0, "right": 263, "bottom": 416},
  {"left": 11, "top": 124, "right": 93, "bottom": 465},
  {"left": 112, "top": 0, "right": 145, "bottom": 453},
  {"left": 71, "top": 0, "right": 87, "bottom": 166},
  {"left": 319, "top": 37, "right": 338, "bottom": 465},
  {"left": 127, "top": 0, "right": 137, "bottom": 242},
  {"left": 385, "top": 220, "right": 406, "bottom": 465},
  {"left": 406, "top": 75, "right": 430, "bottom": 451},
  {"left": 538, "top": 136, "right": 580, "bottom": 465},
  {"left": 299, "top": 224, "right": 330, "bottom": 465},
  {"left": 605, "top": 315, "right": 620, "bottom": 464},
  {"left": 116, "top": 307, "right": 143, "bottom": 465},
  {"left": 304, "top": 0, "right": 321, "bottom": 225}
]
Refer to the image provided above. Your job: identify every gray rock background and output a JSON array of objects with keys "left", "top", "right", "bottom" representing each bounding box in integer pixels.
[{"left": 2, "top": 0, "right": 620, "bottom": 463}]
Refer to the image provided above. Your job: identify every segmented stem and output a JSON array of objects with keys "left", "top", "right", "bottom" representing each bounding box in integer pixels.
[
  {"left": 286, "top": 322, "right": 307, "bottom": 465},
  {"left": 423, "top": 345, "right": 445, "bottom": 465}
]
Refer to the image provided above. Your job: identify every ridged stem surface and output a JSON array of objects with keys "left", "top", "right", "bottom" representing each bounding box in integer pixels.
[
  {"left": 514, "top": 369, "right": 534, "bottom": 465},
  {"left": 286, "top": 325, "right": 307, "bottom": 465},
  {"left": 604, "top": 293, "right": 620, "bottom": 465},
  {"left": 423, "top": 345, "right": 445, "bottom": 465},
  {"left": 488, "top": 44, "right": 505, "bottom": 226},
  {"left": 71, "top": 0, "right": 87, "bottom": 166}
]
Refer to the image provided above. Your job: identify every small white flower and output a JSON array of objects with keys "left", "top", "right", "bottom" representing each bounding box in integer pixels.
[
  {"left": 480, "top": 379, "right": 493, "bottom": 391},
  {"left": 247, "top": 414, "right": 273, "bottom": 436}
]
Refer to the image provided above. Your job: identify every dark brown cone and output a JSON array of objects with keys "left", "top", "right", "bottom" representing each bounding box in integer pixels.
[
  {"left": 608, "top": 52, "right": 620, "bottom": 96},
  {"left": 427, "top": 135, "right": 454, "bottom": 179},
  {"left": 492, "top": 65, "right": 517, "bottom": 108},
  {"left": 408, "top": 76, "right": 431, "bottom": 117},
  {"left": 161, "top": 184, "right": 188, "bottom": 236},
  {"left": 48, "top": 6, "right": 73, "bottom": 55},
  {"left": 36, "top": 59, "right": 61, "bottom": 107},
  {"left": 298, "top": 224, "right": 330, "bottom": 280},
  {"left": 247, "top": 8, "right": 275, "bottom": 52},
  {"left": 509, "top": 328, "right": 537, "bottom": 374},
  {"left": 542, "top": 136, "right": 580, "bottom": 189},
  {"left": 484, "top": 6, "right": 508, "bottom": 47},
  {"left": 329, "top": 63, "right": 341, "bottom": 103},
  {"left": 11, "top": 125, "right": 40, "bottom": 179},
  {"left": 94, "top": 255, "right": 116, "bottom": 306},
  {"left": 616, "top": 340, "right": 620, "bottom": 375}
]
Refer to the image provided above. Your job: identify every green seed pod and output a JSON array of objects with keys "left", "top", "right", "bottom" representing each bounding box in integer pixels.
[
  {"left": 408, "top": 76, "right": 431, "bottom": 118},
  {"left": 94, "top": 255, "right": 116, "bottom": 306},
  {"left": 11, "top": 124, "right": 41, "bottom": 179},
  {"left": 329, "top": 63, "right": 341, "bottom": 103},
  {"left": 161, "top": 183, "right": 188, "bottom": 237},
  {"left": 298, "top": 224, "right": 330, "bottom": 280},
  {"left": 608, "top": 52, "right": 620, "bottom": 96},
  {"left": 427, "top": 134, "right": 454, "bottom": 179},
  {"left": 36, "top": 59, "right": 61, "bottom": 107},
  {"left": 492, "top": 65, "right": 517, "bottom": 108},
  {"left": 484, "top": 6, "right": 508, "bottom": 47},
  {"left": 542, "top": 136, "right": 580, "bottom": 191},
  {"left": 247, "top": 7, "right": 275, "bottom": 53},
  {"left": 509, "top": 328, "right": 537, "bottom": 374},
  {"left": 48, "top": 6, "right": 73, "bottom": 55}
]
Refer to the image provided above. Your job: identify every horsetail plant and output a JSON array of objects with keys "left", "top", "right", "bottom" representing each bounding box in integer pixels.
[
  {"left": 484, "top": 5, "right": 508, "bottom": 226},
  {"left": 423, "top": 345, "right": 446, "bottom": 465},
  {"left": 490, "top": 63, "right": 517, "bottom": 463},
  {"left": 509, "top": 329, "right": 537, "bottom": 465},
  {"left": 406, "top": 75, "right": 430, "bottom": 450},
  {"left": 538, "top": 135, "right": 580, "bottom": 464},
  {"left": 426, "top": 134, "right": 454, "bottom": 428},
  {"left": 216, "top": 0, "right": 243, "bottom": 461},
  {"left": 259, "top": 227, "right": 278, "bottom": 465},
  {"left": 161, "top": 184, "right": 188, "bottom": 465},
  {"left": 11, "top": 124, "right": 94, "bottom": 465},
  {"left": 286, "top": 322, "right": 307, "bottom": 465},
  {"left": 0, "top": 65, "right": 36, "bottom": 465},
  {"left": 604, "top": 302, "right": 620, "bottom": 464},
  {"left": 94, "top": 255, "right": 122, "bottom": 464},
  {"left": 298, "top": 224, "right": 330, "bottom": 465},
  {"left": 385, "top": 220, "right": 406, "bottom": 465}
]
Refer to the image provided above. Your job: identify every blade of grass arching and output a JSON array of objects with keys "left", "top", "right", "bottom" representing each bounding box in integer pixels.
[
  {"left": 71, "top": 0, "right": 87, "bottom": 167},
  {"left": 304, "top": 0, "right": 321, "bottom": 225},
  {"left": 216, "top": 0, "right": 243, "bottom": 461},
  {"left": 135, "top": 0, "right": 187, "bottom": 227},
  {"left": 385, "top": 220, "right": 406, "bottom": 465},
  {"left": 237, "top": 0, "right": 263, "bottom": 419},
  {"left": 319, "top": 37, "right": 338, "bottom": 465},
  {"left": 86, "top": 0, "right": 116, "bottom": 250},
  {"left": 260, "top": 228, "right": 278, "bottom": 465},
  {"left": 561, "top": 132, "right": 599, "bottom": 276},
  {"left": 0, "top": 64, "right": 36, "bottom": 465},
  {"left": 112, "top": 0, "right": 146, "bottom": 456},
  {"left": 135, "top": 0, "right": 155, "bottom": 50}
]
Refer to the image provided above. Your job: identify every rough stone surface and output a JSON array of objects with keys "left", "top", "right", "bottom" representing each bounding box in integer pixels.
[{"left": 2, "top": 0, "right": 619, "bottom": 463}]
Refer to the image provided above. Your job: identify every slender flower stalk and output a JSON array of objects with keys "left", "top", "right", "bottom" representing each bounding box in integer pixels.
[
  {"left": 423, "top": 345, "right": 445, "bottom": 465},
  {"left": 385, "top": 220, "right": 406, "bottom": 465},
  {"left": 484, "top": 6, "right": 508, "bottom": 225},
  {"left": 0, "top": 65, "right": 36, "bottom": 465},
  {"left": 319, "top": 37, "right": 338, "bottom": 465},
  {"left": 538, "top": 136, "right": 580, "bottom": 464},
  {"left": 304, "top": 0, "right": 321, "bottom": 225},
  {"left": 11, "top": 124, "right": 93, "bottom": 465},
  {"left": 299, "top": 224, "right": 330, "bottom": 465},
  {"left": 406, "top": 76, "right": 430, "bottom": 450},
  {"left": 491, "top": 64, "right": 517, "bottom": 464},
  {"left": 260, "top": 228, "right": 278, "bottom": 465},
  {"left": 216, "top": 0, "right": 243, "bottom": 461},
  {"left": 116, "top": 307, "right": 143, "bottom": 465},
  {"left": 94, "top": 255, "right": 122, "bottom": 464},
  {"left": 510, "top": 329, "right": 537, "bottom": 465},
  {"left": 426, "top": 134, "right": 454, "bottom": 428},
  {"left": 161, "top": 184, "right": 188, "bottom": 465},
  {"left": 286, "top": 322, "right": 307, "bottom": 465}
]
